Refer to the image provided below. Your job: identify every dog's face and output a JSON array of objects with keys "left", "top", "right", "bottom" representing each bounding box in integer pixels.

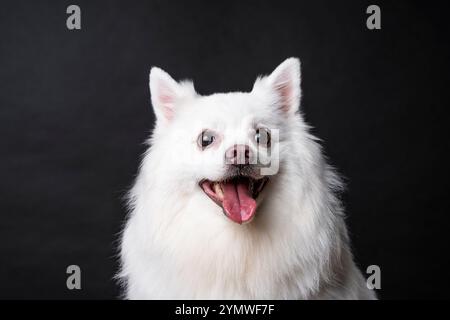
[{"left": 148, "top": 58, "right": 301, "bottom": 224}]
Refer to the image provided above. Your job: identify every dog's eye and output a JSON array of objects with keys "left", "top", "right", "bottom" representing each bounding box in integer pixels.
[
  {"left": 198, "top": 130, "right": 216, "bottom": 149},
  {"left": 255, "top": 128, "right": 271, "bottom": 147}
]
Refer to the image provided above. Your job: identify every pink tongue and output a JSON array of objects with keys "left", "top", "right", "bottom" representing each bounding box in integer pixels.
[{"left": 222, "top": 180, "right": 257, "bottom": 224}]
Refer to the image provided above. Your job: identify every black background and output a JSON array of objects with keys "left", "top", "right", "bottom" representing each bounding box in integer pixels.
[{"left": 0, "top": 0, "right": 449, "bottom": 299}]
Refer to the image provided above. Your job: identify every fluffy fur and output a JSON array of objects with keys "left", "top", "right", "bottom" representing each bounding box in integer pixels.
[{"left": 118, "top": 58, "right": 376, "bottom": 300}]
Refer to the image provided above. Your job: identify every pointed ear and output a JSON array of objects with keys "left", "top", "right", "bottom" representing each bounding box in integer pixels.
[
  {"left": 149, "top": 67, "right": 196, "bottom": 123},
  {"left": 253, "top": 58, "right": 301, "bottom": 115}
]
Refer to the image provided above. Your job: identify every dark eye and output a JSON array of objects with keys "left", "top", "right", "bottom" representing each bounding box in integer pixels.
[
  {"left": 255, "top": 128, "right": 271, "bottom": 147},
  {"left": 198, "top": 130, "right": 216, "bottom": 149}
]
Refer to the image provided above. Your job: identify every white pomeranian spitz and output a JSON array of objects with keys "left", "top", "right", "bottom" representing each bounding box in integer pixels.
[{"left": 118, "top": 58, "right": 376, "bottom": 300}]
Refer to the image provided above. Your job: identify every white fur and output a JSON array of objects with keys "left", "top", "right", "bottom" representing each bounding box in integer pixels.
[{"left": 118, "top": 58, "right": 376, "bottom": 300}]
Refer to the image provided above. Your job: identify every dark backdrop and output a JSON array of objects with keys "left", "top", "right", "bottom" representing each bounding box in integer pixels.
[{"left": 0, "top": 0, "right": 449, "bottom": 299}]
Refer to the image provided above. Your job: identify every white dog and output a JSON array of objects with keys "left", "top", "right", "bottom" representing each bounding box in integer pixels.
[{"left": 118, "top": 58, "right": 376, "bottom": 300}]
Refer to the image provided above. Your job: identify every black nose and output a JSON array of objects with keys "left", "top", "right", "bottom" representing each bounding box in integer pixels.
[{"left": 225, "top": 144, "right": 253, "bottom": 165}]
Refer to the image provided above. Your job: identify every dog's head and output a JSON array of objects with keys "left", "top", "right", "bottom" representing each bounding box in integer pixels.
[{"left": 148, "top": 58, "right": 302, "bottom": 224}]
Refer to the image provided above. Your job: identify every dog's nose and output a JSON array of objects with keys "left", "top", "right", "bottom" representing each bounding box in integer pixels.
[{"left": 225, "top": 144, "right": 253, "bottom": 166}]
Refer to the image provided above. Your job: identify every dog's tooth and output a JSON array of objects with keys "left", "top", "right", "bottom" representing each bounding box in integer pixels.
[{"left": 214, "top": 182, "right": 224, "bottom": 199}]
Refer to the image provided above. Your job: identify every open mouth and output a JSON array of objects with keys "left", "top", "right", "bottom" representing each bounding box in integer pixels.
[{"left": 199, "top": 176, "right": 269, "bottom": 224}]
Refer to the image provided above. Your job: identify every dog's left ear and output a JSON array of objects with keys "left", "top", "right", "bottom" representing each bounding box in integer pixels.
[{"left": 253, "top": 58, "right": 301, "bottom": 115}]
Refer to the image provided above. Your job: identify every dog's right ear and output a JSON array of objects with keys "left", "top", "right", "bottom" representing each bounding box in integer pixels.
[{"left": 149, "top": 67, "right": 196, "bottom": 124}]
